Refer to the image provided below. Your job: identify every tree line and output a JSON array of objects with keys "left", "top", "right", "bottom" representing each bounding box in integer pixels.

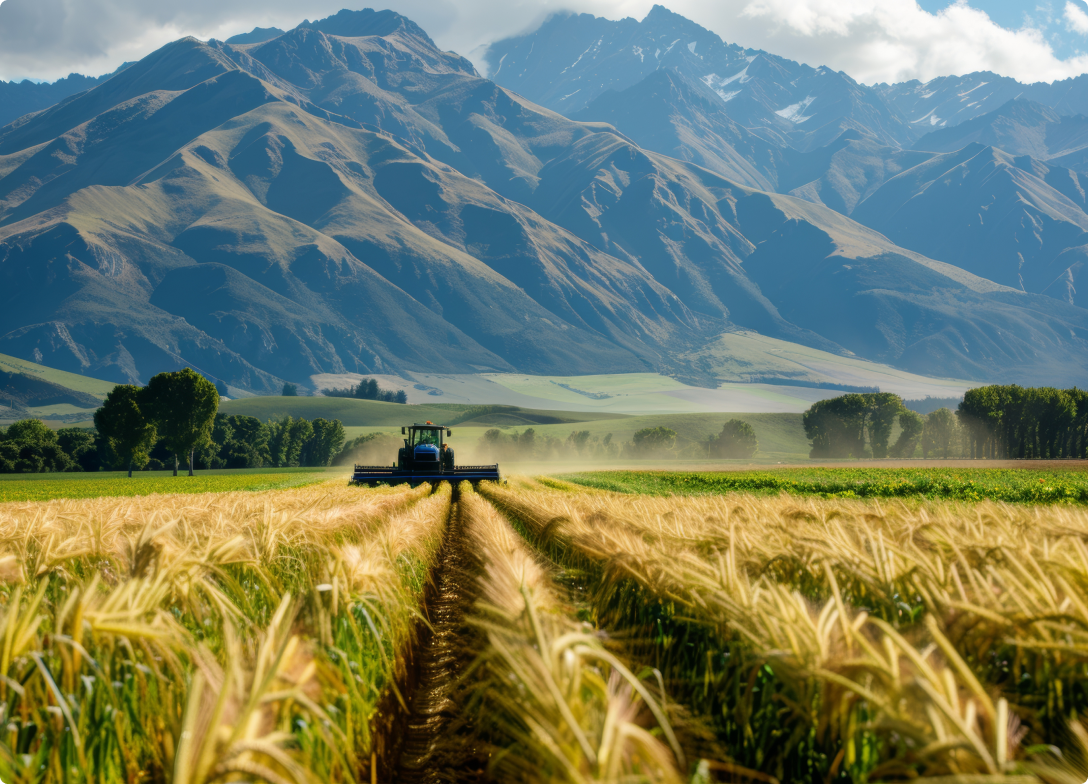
[
  {"left": 472, "top": 419, "right": 758, "bottom": 462},
  {"left": 0, "top": 368, "right": 348, "bottom": 475},
  {"left": 958, "top": 385, "right": 1088, "bottom": 459},
  {"left": 321, "top": 378, "right": 408, "bottom": 403},
  {"left": 803, "top": 386, "right": 1088, "bottom": 459}
]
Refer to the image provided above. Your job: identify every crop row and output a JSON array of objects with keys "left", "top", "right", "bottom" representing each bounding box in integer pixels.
[
  {"left": 0, "top": 480, "right": 443, "bottom": 782},
  {"left": 561, "top": 468, "right": 1088, "bottom": 504},
  {"left": 7, "top": 474, "right": 1088, "bottom": 783},
  {"left": 480, "top": 478, "right": 1088, "bottom": 782}
]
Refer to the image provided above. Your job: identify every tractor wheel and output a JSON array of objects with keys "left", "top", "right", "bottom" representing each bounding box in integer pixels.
[{"left": 443, "top": 447, "right": 455, "bottom": 470}]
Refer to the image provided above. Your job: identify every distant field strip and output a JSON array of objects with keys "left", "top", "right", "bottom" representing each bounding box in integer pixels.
[
  {"left": 561, "top": 466, "right": 1088, "bottom": 503},
  {"left": 0, "top": 469, "right": 331, "bottom": 502}
]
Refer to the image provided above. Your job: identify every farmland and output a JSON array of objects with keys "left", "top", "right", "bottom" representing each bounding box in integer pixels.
[
  {"left": 3, "top": 469, "right": 1087, "bottom": 782},
  {"left": 562, "top": 466, "right": 1088, "bottom": 503},
  {"left": 0, "top": 468, "right": 332, "bottom": 502}
]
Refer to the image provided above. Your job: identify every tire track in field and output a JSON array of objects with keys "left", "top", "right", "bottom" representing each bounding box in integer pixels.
[{"left": 393, "top": 493, "right": 482, "bottom": 783}]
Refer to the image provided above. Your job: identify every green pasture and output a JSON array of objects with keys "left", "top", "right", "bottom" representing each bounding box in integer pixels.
[
  {"left": 0, "top": 352, "right": 116, "bottom": 398},
  {"left": 0, "top": 467, "right": 336, "bottom": 503},
  {"left": 560, "top": 466, "right": 1088, "bottom": 504},
  {"left": 220, "top": 397, "right": 628, "bottom": 428}
]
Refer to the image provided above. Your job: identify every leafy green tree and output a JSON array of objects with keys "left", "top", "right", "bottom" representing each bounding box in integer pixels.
[
  {"left": 632, "top": 426, "right": 677, "bottom": 457},
  {"left": 519, "top": 428, "right": 537, "bottom": 451},
  {"left": 803, "top": 395, "right": 869, "bottom": 458},
  {"left": 57, "top": 427, "right": 102, "bottom": 472},
  {"left": 890, "top": 410, "right": 924, "bottom": 457},
  {"left": 1069, "top": 388, "right": 1088, "bottom": 458},
  {"left": 958, "top": 386, "right": 1005, "bottom": 458},
  {"left": 713, "top": 419, "right": 758, "bottom": 458},
  {"left": 866, "top": 393, "right": 904, "bottom": 458},
  {"left": 566, "top": 430, "right": 592, "bottom": 455},
  {"left": 922, "top": 408, "right": 959, "bottom": 458},
  {"left": 94, "top": 386, "right": 158, "bottom": 477},
  {"left": 225, "top": 415, "right": 270, "bottom": 467},
  {"left": 267, "top": 416, "right": 315, "bottom": 467},
  {"left": 143, "top": 368, "right": 220, "bottom": 476},
  {"left": 4, "top": 419, "right": 57, "bottom": 446},
  {"left": 282, "top": 382, "right": 298, "bottom": 396},
  {"left": 0, "top": 420, "right": 72, "bottom": 473},
  {"left": 306, "top": 418, "right": 346, "bottom": 466}
]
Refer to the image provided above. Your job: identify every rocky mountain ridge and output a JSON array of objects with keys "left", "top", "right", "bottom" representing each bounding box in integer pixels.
[{"left": 0, "top": 8, "right": 1085, "bottom": 391}]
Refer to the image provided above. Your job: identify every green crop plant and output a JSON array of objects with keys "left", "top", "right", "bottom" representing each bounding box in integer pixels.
[
  {"left": 455, "top": 483, "right": 685, "bottom": 783},
  {"left": 480, "top": 480, "right": 1059, "bottom": 782},
  {"left": 0, "top": 480, "right": 445, "bottom": 783}
]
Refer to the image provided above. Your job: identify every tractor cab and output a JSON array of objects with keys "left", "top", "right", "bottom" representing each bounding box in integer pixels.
[{"left": 400, "top": 422, "right": 453, "bottom": 471}]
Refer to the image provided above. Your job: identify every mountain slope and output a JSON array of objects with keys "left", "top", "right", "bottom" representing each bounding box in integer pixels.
[
  {"left": 0, "top": 66, "right": 134, "bottom": 128},
  {"left": 878, "top": 72, "right": 1088, "bottom": 136},
  {"left": 913, "top": 99, "right": 1088, "bottom": 172},
  {"left": 851, "top": 144, "right": 1088, "bottom": 306},
  {"left": 570, "top": 68, "right": 787, "bottom": 191},
  {"left": 485, "top": 5, "right": 914, "bottom": 152},
  {"left": 0, "top": 8, "right": 1085, "bottom": 389}
]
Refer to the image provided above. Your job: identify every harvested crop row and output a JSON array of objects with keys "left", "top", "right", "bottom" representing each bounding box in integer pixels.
[
  {"left": 507, "top": 480, "right": 1088, "bottom": 741},
  {"left": 482, "top": 480, "right": 1038, "bottom": 782},
  {"left": 454, "top": 483, "right": 686, "bottom": 783},
  {"left": 0, "top": 480, "right": 448, "bottom": 784}
]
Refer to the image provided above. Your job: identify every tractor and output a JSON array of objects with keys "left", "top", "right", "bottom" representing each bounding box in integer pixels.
[{"left": 350, "top": 421, "right": 501, "bottom": 486}]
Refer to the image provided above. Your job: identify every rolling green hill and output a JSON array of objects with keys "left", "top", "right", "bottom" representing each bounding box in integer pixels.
[
  {"left": 219, "top": 398, "right": 630, "bottom": 428},
  {"left": 0, "top": 353, "right": 115, "bottom": 398}
]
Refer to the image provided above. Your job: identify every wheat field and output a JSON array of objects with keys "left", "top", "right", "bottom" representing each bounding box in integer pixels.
[{"left": 1, "top": 475, "right": 1085, "bottom": 782}]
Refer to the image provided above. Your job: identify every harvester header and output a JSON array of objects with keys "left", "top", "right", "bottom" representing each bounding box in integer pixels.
[{"left": 350, "top": 422, "right": 501, "bottom": 486}]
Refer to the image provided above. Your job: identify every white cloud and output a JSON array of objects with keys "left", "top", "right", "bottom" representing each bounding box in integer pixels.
[
  {"left": 1, "top": 0, "right": 1088, "bottom": 86},
  {"left": 670, "top": 0, "right": 1088, "bottom": 84},
  {"left": 1065, "top": 0, "right": 1088, "bottom": 34}
]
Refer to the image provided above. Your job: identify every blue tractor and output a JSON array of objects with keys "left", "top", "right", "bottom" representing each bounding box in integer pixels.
[{"left": 351, "top": 422, "right": 501, "bottom": 486}]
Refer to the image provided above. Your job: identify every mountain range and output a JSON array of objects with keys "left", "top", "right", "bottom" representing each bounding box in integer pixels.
[{"left": 0, "top": 6, "right": 1086, "bottom": 393}]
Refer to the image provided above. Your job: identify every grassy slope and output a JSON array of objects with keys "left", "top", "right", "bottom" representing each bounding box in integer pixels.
[
  {"left": 682, "top": 332, "right": 973, "bottom": 397},
  {"left": 219, "top": 397, "right": 629, "bottom": 427},
  {"left": 0, "top": 352, "right": 116, "bottom": 398}
]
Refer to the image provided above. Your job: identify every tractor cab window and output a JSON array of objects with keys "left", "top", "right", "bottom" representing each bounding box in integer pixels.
[{"left": 410, "top": 428, "right": 441, "bottom": 447}]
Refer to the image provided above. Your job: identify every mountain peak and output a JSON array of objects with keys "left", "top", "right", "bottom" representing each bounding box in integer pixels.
[
  {"left": 644, "top": 4, "right": 685, "bottom": 22},
  {"left": 226, "top": 27, "right": 286, "bottom": 45},
  {"left": 297, "top": 8, "right": 435, "bottom": 46}
]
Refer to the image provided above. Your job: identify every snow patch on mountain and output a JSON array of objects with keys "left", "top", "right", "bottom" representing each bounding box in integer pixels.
[
  {"left": 719, "top": 66, "right": 749, "bottom": 86},
  {"left": 633, "top": 46, "right": 644, "bottom": 62},
  {"left": 776, "top": 95, "right": 816, "bottom": 123},
  {"left": 687, "top": 41, "right": 697, "bottom": 54}
]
